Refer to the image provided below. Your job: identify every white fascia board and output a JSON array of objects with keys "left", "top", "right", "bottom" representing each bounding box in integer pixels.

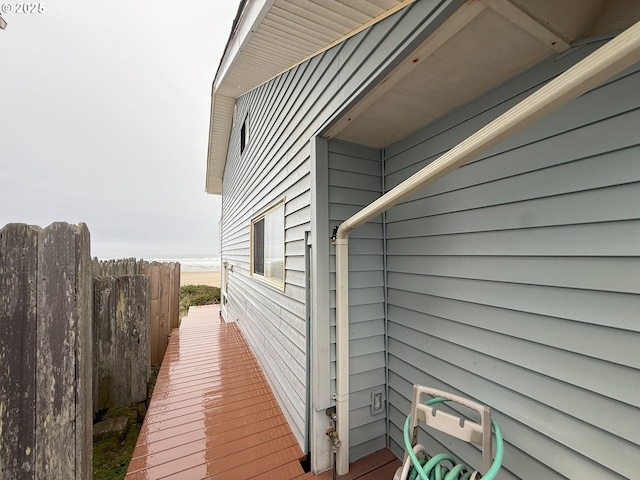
[
  {"left": 214, "top": 0, "right": 275, "bottom": 92},
  {"left": 207, "top": 0, "right": 274, "bottom": 194},
  {"left": 205, "top": 93, "right": 236, "bottom": 194}
]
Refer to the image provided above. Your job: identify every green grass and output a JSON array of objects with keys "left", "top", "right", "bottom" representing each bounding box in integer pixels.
[
  {"left": 92, "top": 407, "right": 141, "bottom": 480},
  {"left": 179, "top": 284, "right": 221, "bottom": 319},
  {"left": 92, "top": 365, "right": 160, "bottom": 480}
]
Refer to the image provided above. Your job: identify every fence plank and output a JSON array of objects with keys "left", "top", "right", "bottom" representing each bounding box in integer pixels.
[
  {"left": 169, "top": 263, "right": 178, "bottom": 330},
  {"left": 173, "top": 263, "right": 180, "bottom": 329},
  {"left": 158, "top": 265, "right": 170, "bottom": 361},
  {"left": 36, "top": 223, "right": 77, "bottom": 479},
  {"left": 144, "top": 265, "right": 161, "bottom": 365},
  {"left": 75, "top": 223, "right": 92, "bottom": 480},
  {"left": 0, "top": 224, "right": 38, "bottom": 480},
  {"left": 35, "top": 222, "right": 91, "bottom": 479},
  {"left": 121, "top": 276, "right": 149, "bottom": 406},
  {"left": 93, "top": 276, "right": 116, "bottom": 414}
]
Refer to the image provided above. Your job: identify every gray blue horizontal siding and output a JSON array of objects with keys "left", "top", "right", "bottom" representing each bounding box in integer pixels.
[
  {"left": 220, "top": 0, "right": 462, "bottom": 451},
  {"left": 328, "top": 139, "right": 385, "bottom": 462},
  {"left": 383, "top": 40, "right": 640, "bottom": 479}
]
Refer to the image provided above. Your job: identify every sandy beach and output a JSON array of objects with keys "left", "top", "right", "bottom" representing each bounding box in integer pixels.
[{"left": 180, "top": 270, "right": 221, "bottom": 287}]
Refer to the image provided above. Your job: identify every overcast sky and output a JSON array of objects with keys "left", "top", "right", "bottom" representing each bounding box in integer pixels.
[{"left": 0, "top": 0, "right": 238, "bottom": 259}]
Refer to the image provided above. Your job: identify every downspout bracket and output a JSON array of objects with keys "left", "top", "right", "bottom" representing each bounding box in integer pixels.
[{"left": 331, "top": 226, "right": 339, "bottom": 243}]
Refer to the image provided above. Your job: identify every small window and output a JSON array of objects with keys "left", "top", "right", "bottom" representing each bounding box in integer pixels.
[
  {"left": 251, "top": 200, "right": 285, "bottom": 287},
  {"left": 240, "top": 116, "right": 248, "bottom": 154}
]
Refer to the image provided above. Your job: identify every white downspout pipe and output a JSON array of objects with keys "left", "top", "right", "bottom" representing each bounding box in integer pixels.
[{"left": 333, "top": 20, "right": 640, "bottom": 476}]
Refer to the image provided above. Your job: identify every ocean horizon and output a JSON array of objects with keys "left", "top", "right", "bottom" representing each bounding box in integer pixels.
[{"left": 148, "top": 256, "right": 221, "bottom": 272}]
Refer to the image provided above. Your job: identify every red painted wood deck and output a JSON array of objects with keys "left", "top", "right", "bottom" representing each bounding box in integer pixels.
[
  {"left": 125, "top": 304, "right": 400, "bottom": 480},
  {"left": 314, "top": 449, "right": 401, "bottom": 480}
]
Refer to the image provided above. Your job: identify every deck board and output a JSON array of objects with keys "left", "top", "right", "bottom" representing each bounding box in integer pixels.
[
  {"left": 125, "top": 306, "right": 307, "bottom": 480},
  {"left": 314, "top": 449, "right": 401, "bottom": 480}
]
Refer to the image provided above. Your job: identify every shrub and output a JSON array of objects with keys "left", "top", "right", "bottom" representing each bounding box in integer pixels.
[{"left": 179, "top": 284, "right": 221, "bottom": 318}]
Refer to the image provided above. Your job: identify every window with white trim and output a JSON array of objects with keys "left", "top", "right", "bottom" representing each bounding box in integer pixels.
[{"left": 251, "top": 200, "right": 285, "bottom": 287}]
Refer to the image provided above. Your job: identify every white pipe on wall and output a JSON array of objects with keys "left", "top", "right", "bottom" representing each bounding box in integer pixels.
[{"left": 333, "top": 20, "right": 640, "bottom": 476}]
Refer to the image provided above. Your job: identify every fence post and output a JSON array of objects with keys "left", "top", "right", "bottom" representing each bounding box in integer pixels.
[{"left": 0, "top": 224, "right": 38, "bottom": 479}]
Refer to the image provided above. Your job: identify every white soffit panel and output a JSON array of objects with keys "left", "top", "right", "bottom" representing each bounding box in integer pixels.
[
  {"left": 207, "top": 0, "right": 416, "bottom": 193},
  {"left": 329, "top": 0, "right": 640, "bottom": 147},
  {"left": 215, "top": 0, "right": 416, "bottom": 97}
]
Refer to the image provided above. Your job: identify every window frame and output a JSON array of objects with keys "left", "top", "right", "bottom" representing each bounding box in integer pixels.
[
  {"left": 240, "top": 113, "right": 249, "bottom": 154},
  {"left": 250, "top": 198, "right": 285, "bottom": 290}
]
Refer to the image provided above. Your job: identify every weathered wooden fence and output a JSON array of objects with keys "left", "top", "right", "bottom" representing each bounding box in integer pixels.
[
  {"left": 1, "top": 222, "right": 181, "bottom": 479},
  {"left": 0, "top": 222, "right": 92, "bottom": 480},
  {"left": 91, "top": 259, "right": 179, "bottom": 417},
  {"left": 142, "top": 262, "right": 180, "bottom": 365},
  {"left": 92, "top": 257, "right": 144, "bottom": 277},
  {"left": 93, "top": 275, "right": 149, "bottom": 416}
]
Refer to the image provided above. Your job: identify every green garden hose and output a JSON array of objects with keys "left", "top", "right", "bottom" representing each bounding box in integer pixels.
[{"left": 402, "top": 397, "right": 503, "bottom": 480}]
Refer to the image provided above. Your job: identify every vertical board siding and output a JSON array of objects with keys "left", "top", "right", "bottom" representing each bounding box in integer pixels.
[
  {"left": 219, "top": 0, "right": 460, "bottom": 453},
  {"left": 327, "top": 139, "right": 386, "bottom": 462},
  {"left": 384, "top": 42, "right": 640, "bottom": 479}
]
